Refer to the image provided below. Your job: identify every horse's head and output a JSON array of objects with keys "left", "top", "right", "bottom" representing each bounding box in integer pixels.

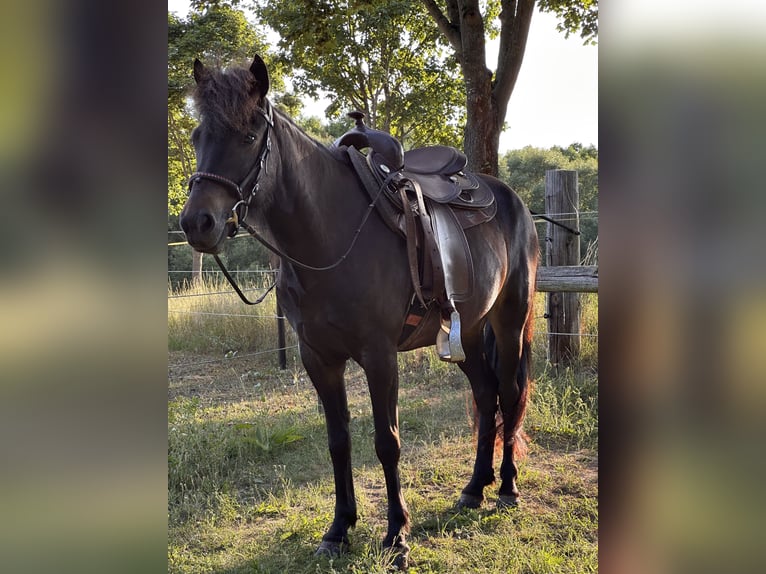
[{"left": 179, "top": 55, "right": 271, "bottom": 254}]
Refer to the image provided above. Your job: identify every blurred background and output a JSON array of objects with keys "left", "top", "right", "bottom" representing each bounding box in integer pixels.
[
  {"left": 600, "top": 1, "right": 766, "bottom": 573},
  {"left": 0, "top": 0, "right": 168, "bottom": 572}
]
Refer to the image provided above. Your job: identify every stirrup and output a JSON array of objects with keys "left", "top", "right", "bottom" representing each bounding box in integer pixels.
[{"left": 436, "top": 303, "right": 465, "bottom": 362}]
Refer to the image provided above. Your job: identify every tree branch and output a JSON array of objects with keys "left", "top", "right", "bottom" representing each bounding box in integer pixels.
[
  {"left": 494, "top": 0, "right": 535, "bottom": 119},
  {"left": 420, "top": 0, "right": 463, "bottom": 62}
]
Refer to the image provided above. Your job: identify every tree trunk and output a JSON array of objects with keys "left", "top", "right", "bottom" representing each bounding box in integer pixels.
[
  {"left": 191, "top": 250, "right": 203, "bottom": 285},
  {"left": 421, "top": 0, "right": 535, "bottom": 177},
  {"left": 463, "top": 72, "right": 500, "bottom": 176}
]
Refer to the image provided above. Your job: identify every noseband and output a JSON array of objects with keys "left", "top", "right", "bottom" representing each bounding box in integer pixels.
[{"left": 187, "top": 100, "right": 274, "bottom": 236}]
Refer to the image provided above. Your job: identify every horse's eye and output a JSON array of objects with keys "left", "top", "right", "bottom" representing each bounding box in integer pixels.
[{"left": 244, "top": 134, "right": 256, "bottom": 144}]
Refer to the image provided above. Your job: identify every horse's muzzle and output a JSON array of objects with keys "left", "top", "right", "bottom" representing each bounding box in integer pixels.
[{"left": 179, "top": 209, "right": 226, "bottom": 254}]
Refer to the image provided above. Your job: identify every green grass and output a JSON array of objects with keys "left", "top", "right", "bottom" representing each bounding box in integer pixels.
[{"left": 168, "top": 288, "right": 598, "bottom": 573}]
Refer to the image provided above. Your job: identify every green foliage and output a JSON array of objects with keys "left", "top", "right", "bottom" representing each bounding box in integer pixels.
[
  {"left": 169, "top": 6, "right": 272, "bottom": 110},
  {"left": 257, "top": 0, "right": 465, "bottom": 148},
  {"left": 499, "top": 144, "right": 598, "bottom": 262},
  {"left": 539, "top": 0, "right": 599, "bottom": 45},
  {"left": 526, "top": 368, "right": 598, "bottom": 449},
  {"left": 168, "top": 228, "right": 273, "bottom": 291}
]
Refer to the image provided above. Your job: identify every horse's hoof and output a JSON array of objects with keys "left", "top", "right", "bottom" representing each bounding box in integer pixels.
[
  {"left": 315, "top": 539, "right": 347, "bottom": 558},
  {"left": 384, "top": 542, "right": 410, "bottom": 571},
  {"left": 456, "top": 493, "right": 483, "bottom": 510},
  {"left": 497, "top": 494, "right": 519, "bottom": 509},
  {"left": 393, "top": 550, "right": 410, "bottom": 570}
]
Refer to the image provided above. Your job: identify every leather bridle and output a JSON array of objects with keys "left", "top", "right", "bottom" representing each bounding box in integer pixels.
[
  {"left": 184, "top": 98, "right": 387, "bottom": 305},
  {"left": 187, "top": 99, "right": 274, "bottom": 237}
]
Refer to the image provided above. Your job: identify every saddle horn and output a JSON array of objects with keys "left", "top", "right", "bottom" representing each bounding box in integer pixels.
[{"left": 333, "top": 111, "right": 404, "bottom": 171}]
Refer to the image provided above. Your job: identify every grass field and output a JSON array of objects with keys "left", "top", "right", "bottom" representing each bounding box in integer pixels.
[{"left": 168, "top": 286, "right": 598, "bottom": 573}]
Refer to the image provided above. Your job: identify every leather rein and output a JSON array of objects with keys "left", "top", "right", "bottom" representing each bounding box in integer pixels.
[{"left": 187, "top": 98, "right": 388, "bottom": 305}]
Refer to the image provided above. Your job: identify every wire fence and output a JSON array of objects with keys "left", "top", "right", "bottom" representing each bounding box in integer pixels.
[
  {"left": 168, "top": 269, "right": 277, "bottom": 273},
  {"left": 168, "top": 286, "right": 597, "bottom": 372},
  {"left": 168, "top": 345, "right": 300, "bottom": 369},
  {"left": 168, "top": 209, "right": 598, "bottom": 369},
  {"left": 169, "top": 309, "right": 286, "bottom": 319},
  {"left": 168, "top": 287, "right": 274, "bottom": 299}
]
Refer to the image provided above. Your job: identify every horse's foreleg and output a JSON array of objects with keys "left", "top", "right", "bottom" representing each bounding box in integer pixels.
[
  {"left": 301, "top": 349, "right": 356, "bottom": 557},
  {"left": 360, "top": 348, "right": 410, "bottom": 569}
]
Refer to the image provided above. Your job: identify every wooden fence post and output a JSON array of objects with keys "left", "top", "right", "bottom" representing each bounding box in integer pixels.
[
  {"left": 276, "top": 299, "right": 287, "bottom": 370},
  {"left": 545, "top": 170, "right": 581, "bottom": 367}
]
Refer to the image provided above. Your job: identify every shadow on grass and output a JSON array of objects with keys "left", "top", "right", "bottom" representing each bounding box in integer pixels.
[
  {"left": 168, "top": 383, "right": 474, "bottom": 527},
  {"left": 169, "top": 360, "right": 597, "bottom": 573}
]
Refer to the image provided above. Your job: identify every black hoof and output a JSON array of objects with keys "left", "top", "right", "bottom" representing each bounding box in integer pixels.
[
  {"left": 384, "top": 541, "right": 410, "bottom": 571},
  {"left": 497, "top": 494, "right": 519, "bottom": 509},
  {"left": 393, "top": 550, "right": 410, "bottom": 570},
  {"left": 315, "top": 539, "right": 348, "bottom": 559},
  {"left": 456, "top": 493, "right": 483, "bottom": 510}
]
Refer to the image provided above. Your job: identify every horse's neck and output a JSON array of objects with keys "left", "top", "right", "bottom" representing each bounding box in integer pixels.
[{"left": 259, "top": 114, "right": 365, "bottom": 252}]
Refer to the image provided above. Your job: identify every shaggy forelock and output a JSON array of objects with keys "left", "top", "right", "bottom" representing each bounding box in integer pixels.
[{"left": 192, "top": 66, "right": 264, "bottom": 134}]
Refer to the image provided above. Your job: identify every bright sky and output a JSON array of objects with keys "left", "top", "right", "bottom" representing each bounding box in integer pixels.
[{"left": 168, "top": 1, "right": 597, "bottom": 151}]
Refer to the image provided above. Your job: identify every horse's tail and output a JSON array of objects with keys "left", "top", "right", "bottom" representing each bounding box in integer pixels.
[{"left": 510, "top": 307, "right": 534, "bottom": 460}]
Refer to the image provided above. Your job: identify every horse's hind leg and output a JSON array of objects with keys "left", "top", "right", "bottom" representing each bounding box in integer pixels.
[
  {"left": 489, "top": 303, "right": 532, "bottom": 508},
  {"left": 457, "top": 325, "right": 500, "bottom": 509},
  {"left": 301, "top": 348, "right": 357, "bottom": 557}
]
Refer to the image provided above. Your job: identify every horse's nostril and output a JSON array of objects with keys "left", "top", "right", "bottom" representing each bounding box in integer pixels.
[
  {"left": 179, "top": 210, "right": 217, "bottom": 238},
  {"left": 197, "top": 212, "right": 215, "bottom": 234}
]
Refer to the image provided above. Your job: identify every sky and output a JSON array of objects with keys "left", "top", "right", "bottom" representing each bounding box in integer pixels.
[{"left": 168, "top": 1, "right": 598, "bottom": 152}]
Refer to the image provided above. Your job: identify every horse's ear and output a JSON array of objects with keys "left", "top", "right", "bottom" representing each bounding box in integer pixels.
[
  {"left": 249, "top": 54, "right": 269, "bottom": 96},
  {"left": 193, "top": 58, "right": 207, "bottom": 84}
]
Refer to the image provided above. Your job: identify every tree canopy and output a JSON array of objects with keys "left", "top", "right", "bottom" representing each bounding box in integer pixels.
[
  {"left": 538, "top": 0, "right": 598, "bottom": 45},
  {"left": 257, "top": 0, "right": 465, "bottom": 148},
  {"left": 422, "top": 0, "right": 597, "bottom": 175}
]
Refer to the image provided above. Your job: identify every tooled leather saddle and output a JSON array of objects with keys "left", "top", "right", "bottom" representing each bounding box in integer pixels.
[{"left": 332, "top": 112, "right": 497, "bottom": 361}]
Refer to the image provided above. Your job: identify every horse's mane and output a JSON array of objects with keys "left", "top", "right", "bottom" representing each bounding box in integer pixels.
[
  {"left": 192, "top": 65, "right": 264, "bottom": 135},
  {"left": 192, "top": 62, "right": 345, "bottom": 162}
]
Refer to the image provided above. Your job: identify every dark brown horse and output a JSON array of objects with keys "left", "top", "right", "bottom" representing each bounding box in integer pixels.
[{"left": 180, "top": 55, "right": 538, "bottom": 568}]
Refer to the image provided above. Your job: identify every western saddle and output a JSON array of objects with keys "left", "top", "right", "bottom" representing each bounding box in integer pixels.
[{"left": 333, "top": 112, "right": 496, "bottom": 362}]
